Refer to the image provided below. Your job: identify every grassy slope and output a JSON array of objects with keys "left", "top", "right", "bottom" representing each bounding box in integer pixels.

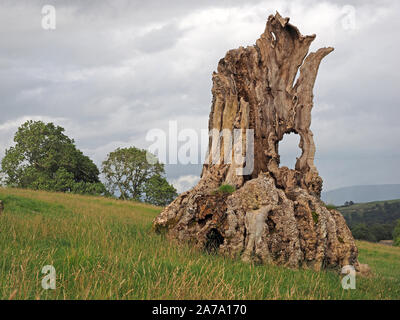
[
  {"left": 340, "top": 199, "right": 400, "bottom": 210},
  {"left": 0, "top": 188, "right": 399, "bottom": 300},
  {"left": 338, "top": 199, "right": 400, "bottom": 223}
]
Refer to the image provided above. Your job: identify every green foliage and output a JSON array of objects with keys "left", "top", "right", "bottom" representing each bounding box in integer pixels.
[
  {"left": 394, "top": 220, "right": 400, "bottom": 246},
  {"left": 350, "top": 223, "right": 393, "bottom": 242},
  {"left": 312, "top": 211, "right": 319, "bottom": 224},
  {"left": 102, "top": 147, "right": 176, "bottom": 206},
  {"left": 143, "top": 174, "right": 178, "bottom": 207},
  {"left": 339, "top": 199, "right": 400, "bottom": 226},
  {"left": 70, "top": 180, "right": 108, "bottom": 196},
  {"left": 1, "top": 120, "right": 104, "bottom": 195},
  {"left": 338, "top": 199, "right": 400, "bottom": 242},
  {"left": 351, "top": 223, "right": 377, "bottom": 242},
  {"left": 216, "top": 184, "right": 236, "bottom": 195}
]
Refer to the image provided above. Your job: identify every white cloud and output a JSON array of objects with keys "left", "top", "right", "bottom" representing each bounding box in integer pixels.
[{"left": 171, "top": 175, "right": 200, "bottom": 194}]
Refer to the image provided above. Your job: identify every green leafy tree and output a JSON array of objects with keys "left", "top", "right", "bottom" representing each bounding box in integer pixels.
[
  {"left": 143, "top": 174, "right": 178, "bottom": 206},
  {"left": 1, "top": 120, "right": 105, "bottom": 195},
  {"left": 351, "top": 223, "right": 377, "bottom": 242},
  {"left": 102, "top": 147, "right": 177, "bottom": 206},
  {"left": 394, "top": 220, "right": 400, "bottom": 246}
]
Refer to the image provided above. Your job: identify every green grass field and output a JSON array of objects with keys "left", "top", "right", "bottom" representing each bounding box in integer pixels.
[{"left": 1, "top": 187, "right": 399, "bottom": 300}]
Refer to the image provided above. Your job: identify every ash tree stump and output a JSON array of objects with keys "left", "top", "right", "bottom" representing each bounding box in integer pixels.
[{"left": 154, "top": 12, "right": 362, "bottom": 272}]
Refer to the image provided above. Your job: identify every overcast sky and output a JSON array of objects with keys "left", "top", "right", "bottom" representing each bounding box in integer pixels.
[{"left": 1, "top": 0, "right": 399, "bottom": 193}]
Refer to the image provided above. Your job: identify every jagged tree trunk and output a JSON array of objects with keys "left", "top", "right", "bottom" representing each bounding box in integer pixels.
[{"left": 154, "top": 12, "right": 361, "bottom": 272}]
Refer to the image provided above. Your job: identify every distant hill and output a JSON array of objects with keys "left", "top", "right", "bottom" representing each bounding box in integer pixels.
[
  {"left": 337, "top": 199, "right": 400, "bottom": 242},
  {"left": 338, "top": 199, "right": 400, "bottom": 227},
  {"left": 322, "top": 184, "right": 400, "bottom": 206}
]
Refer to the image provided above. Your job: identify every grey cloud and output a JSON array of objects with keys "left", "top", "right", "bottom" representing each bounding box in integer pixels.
[{"left": 135, "top": 23, "right": 188, "bottom": 54}]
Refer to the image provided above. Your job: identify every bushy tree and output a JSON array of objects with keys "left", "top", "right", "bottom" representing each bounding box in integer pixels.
[
  {"left": 350, "top": 223, "right": 394, "bottom": 242},
  {"left": 394, "top": 220, "right": 400, "bottom": 246},
  {"left": 102, "top": 147, "right": 177, "bottom": 206},
  {"left": 143, "top": 174, "right": 178, "bottom": 206},
  {"left": 351, "top": 223, "right": 377, "bottom": 242},
  {"left": 1, "top": 120, "right": 105, "bottom": 195}
]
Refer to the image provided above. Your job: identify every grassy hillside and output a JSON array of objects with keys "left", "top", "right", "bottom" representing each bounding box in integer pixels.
[
  {"left": 1, "top": 188, "right": 399, "bottom": 300},
  {"left": 338, "top": 199, "right": 400, "bottom": 225},
  {"left": 337, "top": 199, "right": 400, "bottom": 242}
]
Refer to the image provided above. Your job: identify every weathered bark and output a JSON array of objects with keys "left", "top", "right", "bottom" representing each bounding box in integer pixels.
[{"left": 154, "top": 12, "right": 361, "bottom": 271}]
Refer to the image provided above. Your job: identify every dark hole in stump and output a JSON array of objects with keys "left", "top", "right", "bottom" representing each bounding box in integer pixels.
[{"left": 205, "top": 228, "right": 224, "bottom": 254}]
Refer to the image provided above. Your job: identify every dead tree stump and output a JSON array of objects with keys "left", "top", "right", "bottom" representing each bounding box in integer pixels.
[{"left": 153, "top": 12, "right": 360, "bottom": 272}]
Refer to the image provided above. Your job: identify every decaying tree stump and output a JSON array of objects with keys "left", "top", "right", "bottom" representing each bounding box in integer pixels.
[{"left": 154, "top": 12, "right": 361, "bottom": 272}]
